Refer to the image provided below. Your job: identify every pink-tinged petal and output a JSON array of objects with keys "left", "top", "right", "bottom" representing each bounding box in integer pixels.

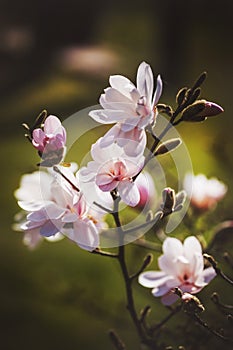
[
  {"left": 137, "top": 62, "right": 154, "bottom": 103},
  {"left": 152, "top": 74, "right": 163, "bottom": 106},
  {"left": 138, "top": 270, "right": 169, "bottom": 288},
  {"left": 32, "top": 129, "right": 45, "bottom": 145},
  {"left": 44, "top": 115, "right": 62, "bottom": 134},
  {"left": 161, "top": 292, "right": 179, "bottom": 305},
  {"left": 118, "top": 180, "right": 140, "bottom": 207},
  {"left": 66, "top": 220, "right": 99, "bottom": 251},
  {"left": 89, "top": 109, "right": 126, "bottom": 124},
  {"left": 40, "top": 220, "right": 61, "bottom": 237},
  {"left": 98, "top": 178, "right": 118, "bottom": 192}
]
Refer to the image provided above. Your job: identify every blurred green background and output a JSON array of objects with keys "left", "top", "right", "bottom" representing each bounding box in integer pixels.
[{"left": 1, "top": 0, "right": 233, "bottom": 349}]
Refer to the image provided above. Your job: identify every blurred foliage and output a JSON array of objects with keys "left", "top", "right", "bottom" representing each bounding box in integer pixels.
[{"left": 0, "top": 0, "right": 233, "bottom": 349}]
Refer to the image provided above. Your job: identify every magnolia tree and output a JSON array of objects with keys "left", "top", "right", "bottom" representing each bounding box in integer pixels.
[{"left": 14, "top": 62, "right": 233, "bottom": 349}]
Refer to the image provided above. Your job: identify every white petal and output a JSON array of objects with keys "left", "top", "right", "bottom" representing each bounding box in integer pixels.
[
  {"left": 184, "top": 236, "right": 202, "bottom": 256},
  {"left": 44, "top": 115, "right": 62, "bottom": 134},
  {"left": 89, "top": 109, "right": 126, "bottom": 124},
  {"left": 200, "top": 267, "right": 216, "bottom": 284},
  {"left": 138, "top": 271, "right": 167, "bottom": 288},
  {"left": 65, "top": 220, "right": 99, "bottom": 251},
  {"left": 162, "top": 237, "right": 184, "bottom": 259},
  {"left": 152, "top": 284, "right": 171, "bottom": 297},
  {"left": 109, "top": 75, "right": 136, "bottom": 99},
  {"left": 137, "top": 62, "right": 154, "bottom": 103},
  {"left": 118, "top": 180, "right": 140, "bottom": 207},
  {"left": 152, "top": 74, "right": 163, "bottom": 106}
]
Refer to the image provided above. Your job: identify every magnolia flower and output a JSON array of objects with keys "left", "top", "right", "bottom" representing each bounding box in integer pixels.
[
  {"left": 79, "top": 138, "right": 145, "bottom": 207},
  {"left": 183, "top": 173, "right": 227, "bottom": 211},
  {"left": 16, "top": 167, "right": 105, "bottom": 251},
  {"left": 14, "top": 170, "right": 63, "bottom": 249},
  {"left": 138, "top": 236, "right": 216, "bottom": 305},
  {"left": 89, "top": 62, "right": 162, "bottom": 153},
  {"left": 32, "top": 115, "right": 66, "bottom": 166}
]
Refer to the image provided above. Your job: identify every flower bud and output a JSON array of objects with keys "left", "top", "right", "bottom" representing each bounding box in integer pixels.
[
  {"left": 196, "top": 100, "right": 224, "bottom": 117},
  {"left": 161, "top": 187, "right": 175, "bottom": 215},
  {"left": 154, "top": 138, "right": 182, "bottom": 156}
]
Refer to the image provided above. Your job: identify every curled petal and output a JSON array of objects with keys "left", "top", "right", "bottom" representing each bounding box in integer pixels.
[{"left": 152, "top": 74, "right": 163, "bottom": 106}]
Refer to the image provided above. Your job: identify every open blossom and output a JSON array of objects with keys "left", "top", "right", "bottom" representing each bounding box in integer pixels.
[
  {"left": 79, "top": 138, "right": 145, "bottom": 207},
  {"left": 15, "top": 167, "right": 106, "bottom": 251},
  {"left": 89, "top": 62, "right": 162, "bottom": 153},
  {"left": 184, "top": 173, "right": 227, "bottom": 211},
  {"left": 139, "top": 236, "right": 216, "bottom": 305},
  {"left": 32, "top": 115, "right": 66, "bottom": 166},
  {"left": 14, "top": 170, "right": 63, "bottom": 248}
]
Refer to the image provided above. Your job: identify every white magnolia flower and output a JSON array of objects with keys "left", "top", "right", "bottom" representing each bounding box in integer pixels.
[
  {"left": 79, "top": 138, "right": 145, "bottom": 207},
  {"left": 89, "top": 62, "right": 162, "bottom": 155},
  {"left": 15, "top": 167, "right": 106, "bottom": 251},
  {"left": 139, "top": 236, "right": 216, "bottom": 305},
  {"left": 14, "top": 170, "right": 63, "bottom": 249},
  {"left": 184, "top": 173, "right": 227, "bottom": 211}
]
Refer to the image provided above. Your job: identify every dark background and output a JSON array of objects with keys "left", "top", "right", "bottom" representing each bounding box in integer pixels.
[{"left": 1, "top": 1, "right": 233, "bottom": 349}]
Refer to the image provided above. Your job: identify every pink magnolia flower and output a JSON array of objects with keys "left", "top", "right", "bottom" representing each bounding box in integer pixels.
[
  {"left": 79, "top": 138, "right": 145, "bottom": 207},
  {"left": 138, "top": 236, "right": 216, "bottom": 305},
  {"left": 32, "top": 115, "right": 66, "bottom": 166},
  {"left": 89, "top": 62, "right": 162, "bottom": 154},
  {"left": 183, "top": 173, "right": 227, "bottom": 211}
]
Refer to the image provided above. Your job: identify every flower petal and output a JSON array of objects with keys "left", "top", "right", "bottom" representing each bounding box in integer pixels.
[
  {"left": 152, "top": 74, "right": 163, "bottom": 106},
  {"left": 138, "top": 270, "right": 167, "bottom": 288},
  {"left": 118, "top": 180, "right": 140, "bottom": 207},
  {"left": 89, "top": 109, "right": 126, "bottom": 124},
  {"left": 137, "top": 62, "right": 154, "bottom": 103}
]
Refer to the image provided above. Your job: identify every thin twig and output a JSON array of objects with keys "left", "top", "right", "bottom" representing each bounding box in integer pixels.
[
  {"left": 93, "top": 201, "right": 113, "bottom": 214},
  {"left": 204, "top": 254, "right": 233, "bottom": 286},
  {"left": 191, "top": 312, "right": 233, "bottom": 344},
  {"left": 92, "top": 248, "right": 118, "bottom": 258}
]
